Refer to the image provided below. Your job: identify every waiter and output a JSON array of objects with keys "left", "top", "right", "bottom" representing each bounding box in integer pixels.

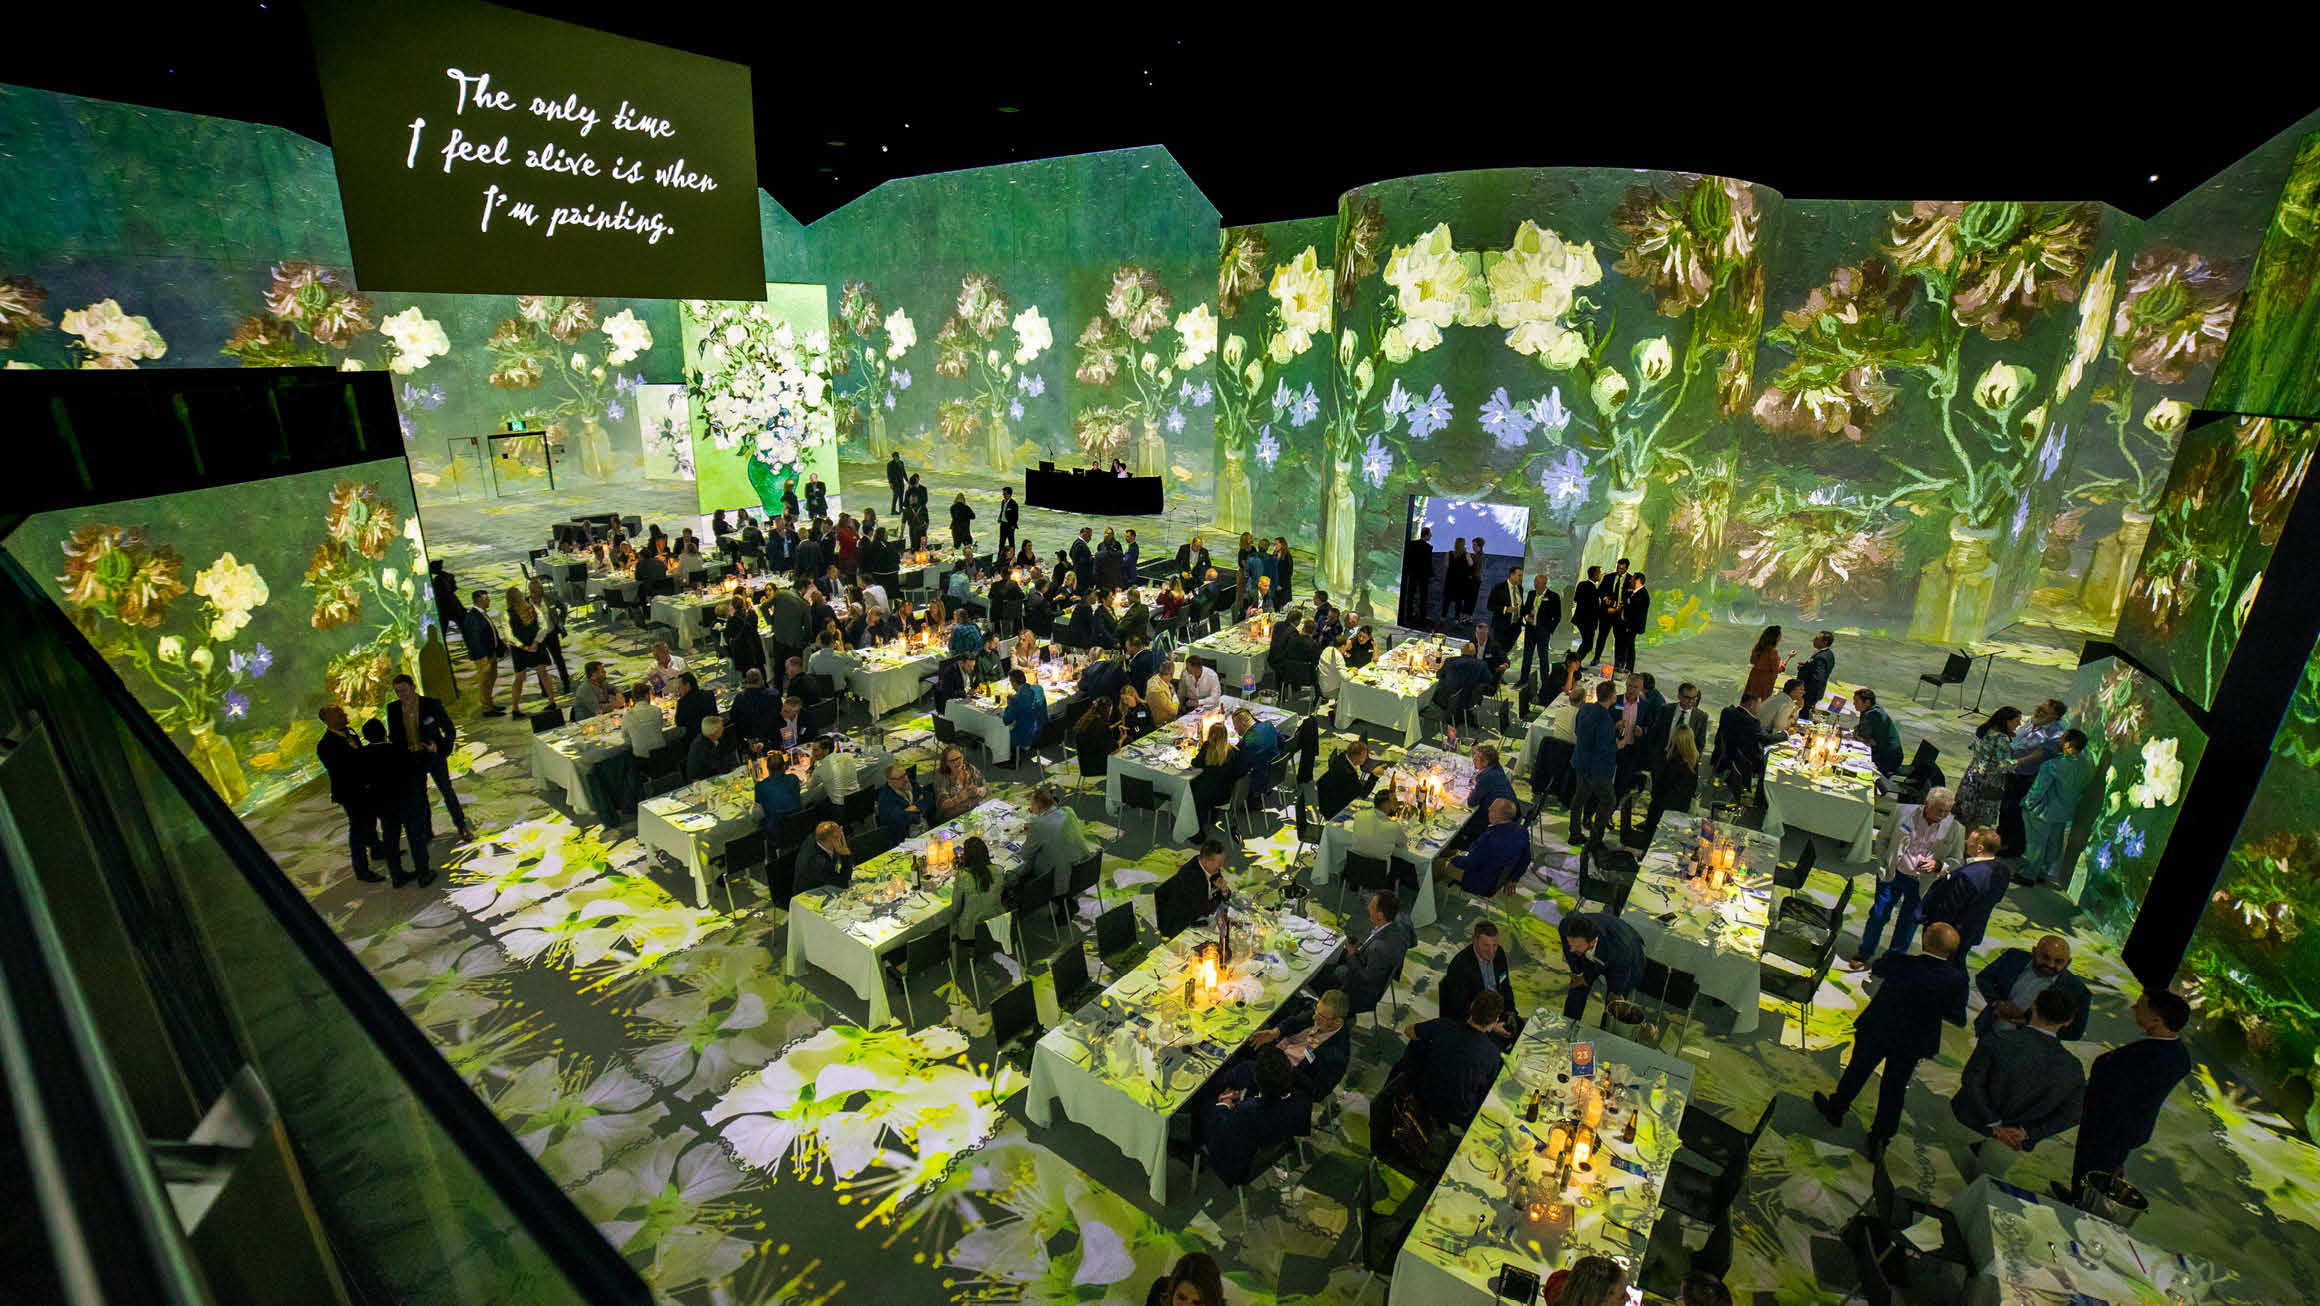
[{"left": 997, "top": 485, "right": 1020, "bottom": 559}]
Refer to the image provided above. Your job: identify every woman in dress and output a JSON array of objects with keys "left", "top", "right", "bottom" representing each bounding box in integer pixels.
[
  {"left": 1956, "top": 705, "right": 2022, "bottom": 829},
  {"left": 503, "top": 585, "right": 555, "bottom": 715},
  {"left": 1270, "top": 536, "right": 1295, "bottom": 608},
  {"left": 1443, "top": 538, "right": 1473, "bottom": 621},
  {"left": 1743, "top": 624, "right": 1787, "bottom": 702},
  {"left": 949, "top": 836, "right": 1004, "bottom": 945},
  {"left": 950, "top": 493, "right": 976, "bottom": 549},
  {"left": 930, "top": 746, "right": 988, "bottom": 821}
]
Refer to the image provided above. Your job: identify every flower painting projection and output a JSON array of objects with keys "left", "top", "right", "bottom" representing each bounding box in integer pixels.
[
  {"left": 2111, "top": 416, "right": 2318, "bottom": 710},
  {"left": 8, "top": 461, "right": 432, "bottom": 817},
  {"left": 810, "top": 147, "right": 1217, "bottom": 507},
  {"left": 680, "top": 285, "right": 840, "bottom": 515},
  {"left": 2059, "top": 657, "right": 2205, "bottom": 940},
  {"left": 2207, "top": 130, "right": 2320, "bottom": 421},
  {"left": 1214, "top": 218, "right": 1335, "bottom": 539},
  {"left": 1305, "top": 170, "right": 1772, "bottom": 619}
]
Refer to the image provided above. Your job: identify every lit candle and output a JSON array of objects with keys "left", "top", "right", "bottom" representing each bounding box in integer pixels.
[
  {"left": 1200, "top": 953, "right": 1217, "bottom": 995},
  {"left": 1571, "top": 1129, "right": 1593, "bottom": 1167}
]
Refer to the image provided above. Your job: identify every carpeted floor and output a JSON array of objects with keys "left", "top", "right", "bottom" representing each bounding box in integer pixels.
[{"left": 242, "top": 485, "right": 2320, "bottom": 1304}]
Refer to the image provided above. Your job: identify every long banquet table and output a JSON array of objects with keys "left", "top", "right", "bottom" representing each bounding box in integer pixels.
[
  {"left": 1102, "top": 696, "right": 1300, "bottom": 843},
  {"left": 1390, "top": 1018, "right": 1695, "bottom": 1306},
  {"left": 1951, "top": 1174, "right": 2239, "bottom": 1305},
  {"left": 1758, "top": 733, "right": 1881, "bottom": 861},
  {"left": 1625, "top": 813, "right": 1778, "bottom": 1034},
  {"left": 1311, "top": 742, "right": 1483, "bottom": 929},
  {"left": 637, "top": 741, "right": 893, "bottom": 906},
  {"left": 1024, "top": 902, "right": 1342, "bottom": 1202},
  {"left": 1336, "top": 634, "right": 1461, "bottom": 745}
]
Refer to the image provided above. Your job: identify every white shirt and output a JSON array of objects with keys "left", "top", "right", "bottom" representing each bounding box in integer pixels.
[
  {"left": 1543, "top": 699, "right": 1580, "bottom": 743},
  {"left": 863, "top": 582, "right": 890, "bottom": 611},
  {"left": 814, "top": 751, "right": 861, "bottom": 801},
  {"left": 1759, "top": 694, "right": 1800, "bottom": 735},
  {"left": 675, "top": 551, "right": 705, "bottom": 578},
  {"left": 622, "top": 702, "right": 667, "bottom": 758},
  {"left": 2007, "top": 967, "right": 2058, "bottom": 1012},
  {"left": 1319, "top": 645, "right": 1348, "bottom": 697},
  {"left": 809, "top": 648, "right": 860, "bottom": 679},
  {"left": 1348, "top": 808, "right": 1409, "bottom": 859},
  {"left": 1183, "top": 665, "right": 1222, "bottom": 710}
]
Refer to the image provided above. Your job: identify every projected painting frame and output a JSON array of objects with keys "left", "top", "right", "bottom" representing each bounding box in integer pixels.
[
  {"left": 681, "top": 283, "right": 840, "bottom": 516},
  {"left": 7, "top": 458, "right": 433, "bottom": 817},
  {"left": 2062, "top": 656, "right": 2207, "bottom": 940}
]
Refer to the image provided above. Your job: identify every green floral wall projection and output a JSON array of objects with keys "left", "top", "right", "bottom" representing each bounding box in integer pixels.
[
  {"left": 2208, "top": 130, "right": 2320, "bottom": 420},
  {"left": 2061, "top": 657, "right": 2205, "bottom": 937},
  {"left": 679, "top": 283, "right": 841, "bottom": 515},
  {"left": 6, "top": 460, "right": 432, "bottom": 816}
]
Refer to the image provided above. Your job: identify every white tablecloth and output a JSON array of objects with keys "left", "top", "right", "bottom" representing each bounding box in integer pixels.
[
  {"left": 783, "top": 799, "right": 1024, "bottom": 1026},
  {"left": 1103, "top": 697, "right": 1296, "bottom": 843},
  {"left": 1758, "top": 737, "right": 1880, "bottom": 861},
  {"left": 1334, "top": 635, "right": 1459, "bottom": 745},
  {"left": 1390, "top": 1018, "right": 1695, "bottom": 1306},
  {"left": 1182, "top": 616, "right": 1275, "bottom": 693},
  {"left": 1310, "top": 743, "right": 1483, "bottom": 930},
  {"left": 650, "top": 594, "right": 721, "bottom": 649},
  {"left": 943, "top": 662, "right": 1083, "bottom": 761},
  {"left": 1951, "top": 1175, "right": 2236, "bottom": 1305},
  {"left": 585, "top": 574, "right": 638, "bottom": 603},
  {"left": 1025, "top": 906, "right": 1342, "bottom": 1203},
  {"left": 637, "top": 771, "right": 756, "bottom": 905},
  {"left": 850, "top": 647, "right": 942, "bottom": 718},
  {"left": 529, "top": 704, "right": 668, "bottom": 803},
  {"left": 1622, "top": 813, "right": 1778, "bottom": 1034}
]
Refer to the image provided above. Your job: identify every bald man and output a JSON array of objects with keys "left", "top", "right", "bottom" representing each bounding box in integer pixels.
[
  {"left": 1814, "top": 922, "right": 1969, "bottom": 1154},
  {"left": 1975, "top": 934, "right": 2091, "bottom": 1041},
  {"left": 1447, "top": 797, "right": 1531, "bottom": 895}
]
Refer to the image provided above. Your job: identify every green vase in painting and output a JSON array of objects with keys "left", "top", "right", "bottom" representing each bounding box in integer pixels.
[
  {"left": 1320, "top": 453, "right": 1357, "bottom": 598},
  {"left": 745, "top": 454, "right": 788, "bottom": 517},
  {"left": 868, "top": 406, "right": 889, "bottom": 460},
  {"left": 1216, "top": 443, "right": 1252, "bottom": 535},
  {"left": 2080, "top": 509, "right": 2152, "bottom": 626},
  {"left": 1134, "top": 420, "right": 1166, "bottom": 478},
  {"left": 578, "top": 413, "right": 614, "bottom": 481},
  {"left": 185, "top": 720, "right": 250, "bottom": 809},
  {"left": 985, "top": 411, "right": 1014, "bottom": 475},
  {"left": 1582, "top": 484, "right": 1654, "bottom": 577},
  {"left": 1909, "top": 517, "right": 2001, "bottom": 644}
]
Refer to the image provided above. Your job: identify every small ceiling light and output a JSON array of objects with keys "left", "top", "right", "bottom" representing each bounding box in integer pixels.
[
  {"left": 2147, "top": 173, "right": 2160, "bottom": 182},
  {"left": 881, "top": 145, "right": 888, "bottom": 152}
]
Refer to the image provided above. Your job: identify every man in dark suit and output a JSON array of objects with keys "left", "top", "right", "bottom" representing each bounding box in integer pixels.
[
  {"left": 1318, "top": 891, "right": 1409, "bottom": 1017},
  {"left": 1486, "top": 565, "right": 1525, "bottom": 660},
  {"left": 792, "top": 821, "right": 855, "bottom": 895},
  {"left": 1518, "top": 572, "right": 1562, "bottom": 694},
  {"left": 672, "top": 672, "right": 717, "bottom": 740},
  {"left": 1069, "top": 528, "right": 1096, "bottom": 588},
  {"left": 1318, "top": 739, "right": 1381, "bottom": 817},
  {"left": 1244, "top": 989, "right": 1353, "bottom": 1100},
  {"left": 1440, "top": 920, "right": 1518, "bottom": 1031},
  {"left": 459, "top": 589, "right": 506, "bottom": 715},
  {"left": 1918, "top": 827, "right": 2009, "bottom": 969},
  {"left": 1570, "top": 567, "right": 1601, "bottom": 661},
  {"left": 1125, "top": 635, "right": 1161, "bottom": 691},
  {"left": 1397, "top": 989, "right": 1509, "bottom": 1127},
  {"left": 1650, "top": 682, "right": 1709, "bottom": 765},
  {"left": 1974, "top": 936, "right": 2091, "bottom": 1041},
  {"left": 767, "top": 585, "right": 812, "bottom": 694},
  {"left": 804, "top": 473, "right": 828, "bottom": 521},
  {"left": 1433, "top": 641, "right": 1490, "bottom": 729},
  {"left": 684, "top": 716, "right": 739, "bottom": 781},
  {"left": 995, "top": 485, "right": 1019, "bottom": 558},
  {"left": 358, "top": 717, "right": 432, "bottom": 885},
  {"left": 1449, "top": 799, "right": 1531, "bottom": 895},
  {"left": 1176, "top": 534, "right": 1211, "bottom": 587},
  {"left": 1559, "top": 911, "right": 1644, "bottom": 1021},
  {"left": 1614, "top": 573, "right": 1649, "bottom": 673},
  {"left": 386, "top": 673, "right": 471, "bottom": 842},
  {"left": 887, "top": 451, "right": 908, "bottom": 513},
  {"left": 1199, "top": 1046, "right": 1311, "bottom": 1185},
  {"left": 2060, "top": 990, "right": 2192, "bottom": 1202},
  {"left": 1401, "top": 526, "right": 1434, "bottom": 626},
  {"left": 1951, "top": 987, "right": 2085, "bottom": 1174},
  {"left": 727, "top": 668, "right": 782, "bottom": 745},
  {"left": 1813, "top": 923, "right": 1968, "bottom": 1153},
  {"left": 316, "top": 705, "right": 388, "bottom": 884},
  {"left": 1711, "top": 695, "right": 1770, "bottom": 784},
  {"left": 1159, "top": 841, "right": 1230, "bottom": 936}
]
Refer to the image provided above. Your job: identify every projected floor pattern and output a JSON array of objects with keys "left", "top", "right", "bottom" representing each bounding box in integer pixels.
[{"left": 242, "top": 490, "right": 2320, "bottom": 1304}]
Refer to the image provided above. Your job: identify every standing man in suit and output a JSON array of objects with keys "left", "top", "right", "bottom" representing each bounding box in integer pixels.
[
  {"left": 1814, "top": 923, "right": 1968, "bottom": 1155},
  {"left": 887, "top": 451, "right": 907, "bottom": 514},
  {"left": 1796, "top": 631, "right": 1837, "bottom": 719},
  {"left": 1318, "top": 890, "right": 1409, "bottom": 1017},
  {"left": 1589, "top": 559, "right": 1629, "bottom": 664},
  {"left": 1518, "top": 571, "right": 1561, "bottom": 695},
  {"left": 1486, "top": 565, "right": 1525, "bottom": 661},
  {"left": 996, "top": 485, "right": 1020, "bottom": 560},
  {"left": 1652, "top": 682, "right": 1709, "bottom": 767},
  {"left": 386, "top": 673, "right": 472, "bottom": 842},
  {"left": 1975, "top": 935, "right": 2091, "bottom": 1040},
  {"left": 1614, "top": 572, "right": 1649, "bottom": 673},
  {"left": 768, "top": 583, "right": 811, "bottom": 695},
  {"left": 1951, "top": 987, "right": 2085, "bottom": 1175},
  {"left": 1918, "top": 827, "right": 2009, "bottom": 969},
  {"left": 359, "top": 717, "right": 431, "bottom": 885},
  {"left": 316, "top": 705, "right": 387, "bottom": 884},
  {"left": 1440, "top": 919, "right": 1519, "bottom": 1033},
  {"left": 460, "top": 589, "right": 506, "bottom": 715},
  {"left": 2060, "top": 990, "right": 2193, "bottom": 1203},
  {"left": 1068, "top": 527, "right": 1096, "bottom": 590},
  {"left": 804, "top": 472, "right": 829, "bottom": 521},
  {"left": 1559, "top": 911, "right": 1644, "bottom": 1021},
  {"left": 1176, "top": 533, "right": 1211, "bottom": 588},
  {"left": 1570, "top": 567, "right": 1601, "bottom": 662},
  {"left": 1402, "top": 526, "right": 1434, "bottom": 627},
  {"left": 526, "top": 575, "right": 571, "bottom": 693},
  {"left": 1570, "top": 682, "right": 1619, "bottom": 848}
]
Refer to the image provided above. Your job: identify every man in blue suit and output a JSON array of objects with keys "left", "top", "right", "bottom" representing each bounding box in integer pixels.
[
  {"left": 1570, "top": 682, "right": 1619, "bottom": 848},
  {"left": 1814, "top": 922, "right": 1968, "bottom": 1154},
  {"left": 1200, "top": 1046, "right": 1310, "bottom": 1186},
  {"left": 1975, "top": 935, "right": 2091, "bottom": 1041},
  {"left": 1918, "top": 827, "right": 2009, "bottom": 970},
  {"left": 1559, "top": 911, "right": 1644, "bottom": 1021},
  {"left": 1242, "top": 989, "right": 1353, "bottom": 1100},
  {"left": 1466, "top": 741, "right": 1517, "bottom": 813},
  {"left": 1449, "top": 799, "right": 1531, "bottom": 895},
  {"left": 2060, "top": 989, "right": 2192, "bottom": 1202}
]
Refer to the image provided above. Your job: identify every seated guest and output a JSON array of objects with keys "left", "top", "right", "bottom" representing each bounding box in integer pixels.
[
  {"left": 1318, "top": 739, "right": 1381, "bottom": 816},
  {"left": 1074, "top": 694, "right": 1126, "bottom": 771},
  {"left": 809, "top": 737, "right": 861, "bottom": 801},
  {"left": 1155, "top": 580, "right": 1189, "bottom": 622},
  {"left": 1019, "top": 784, "right": 1094, "bottom": 895},
  {"left": 1001, "top": 667, "right": 1047, "bottom": 761},
  {"left": 773, "top": 694, "right": 810, "bottom": 751},
  {"left": 1449, "top": 798, "right": 1530, "bottom": 895},
  {"left": 784, "top": 656, "right": 824, "bottom": 706},
  {"left": 1346, "top": 620, "right": 1376, "bottom": 669},
  {"left": 1077, "top": 652, "right": 1126, "bottom": 705},
  {"left": 1467, "top": 742, "right": 1516, "bottom": 813},
  {"left": 930, "top": 746, "right": 988, "bottom": 822},
  {"left": 571, "top": 660, "right": 617, "bottom": 721},
  {"left": 974, "top": 632, "right": 1007, "bottom": 688},
  {"left": 876, "top": 764, "right": 923, "bottom": 840},
  {"left": 1949, "top": 987, "right": 2085, "bottom": 1173},
  {"left": 1760, "top": 678, "right": 1804, "bottom": 735},
  {"left": 754, "top": 756, "right": 805, "bottom": 835},
  {"left": 1162, "top": 840, "right": 1232, "bottom": 926},
  {"left": 1711, "top": 694, "right": 1770, "bottom": 778},
  {"left": 1559, "top": 912, "right": 1644, "bottom": 1021},
  {"left": 1181, "top": 655, "right": 1225, "bottom": 711},
  {"left": 1974, "top": 934, "right": 2091, "bottom": 1040},
  {"left": 1199, "top": 1046, "right": 1311, "bottom": 1185},
  {"left": 1318, "top": 633, "right": 1350, "bottom": 702},
  {"left": 1440, "top": 920, "right": 1519, "bottom": 1033},
  {"left": 932, "top": 654, "right": 970, "bottom": 715},
  {"left": 644, "top": 641, "right": 689, "bottom": 695},
  {"left": 684, "top": 715, "right": 738, "bottom": 780},
  {"left": 622, "top": 683, "right": 667, "bottom": 759},
  {"left": 727, "top": 668, "right": 782, "bottom": 744},
  {"left": 1316, "top": 891, "right": 1409, "bottom": 1017},
  {"left": 1010, "top": 628, "right": 1043, "bottom": 673},
  {"left": 1187, "top": 723, "right": 1239, "bottom": 832},
  {"left": 1432, "top": 641, "right": 1490, "bottom": 724},
  {"left": 634, "top": 549, "right": 668, "bottom": 591},
  {"left": 808, "top": 632, "right": 859, "bottom": 680},
  {"left": 1397, "top": 990, "right": 1510, "bottom": 1128},
  {"left": 1125, "top": 634, "right": 1160, "bottom": 690},
  {"left": 1853, "top": 687, "right": 1905, "bottom": 775},
  {"left": 1119, "top": 684, "right": 1152, "bottom": 738},
  {"left": 792, "top": 821, "right": 855, "bottom": 895},
  {"left": 1244, "top": 989, "right": 1353, "bottom": 1099},
  {"left": 1276, "top": 618, "right": 1323, "bottom": 692},
  {"left": 1233, "top": 708, "right": 1281, "bottom": 784},
  {"left": 1348, "top": 793, "right": 1411, "bottom": 862},
  {"left": 1145, "top": 656, "right": 1181, "bottom": 726},
  {"left": 948, "top": 836, "right": 1006, "bottom": 945}
]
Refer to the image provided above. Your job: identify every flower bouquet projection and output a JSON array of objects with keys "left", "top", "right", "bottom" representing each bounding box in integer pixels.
[
  {"left": 683, "top": 299, "right": 835, "bottom": 514},
  {"left": 221, "top": 261, "right": 449, "bottom": 376},
  {"left": 484, "top": 295, "right": 654, "bottom": 482},
  {"left": 2069, "top": 245, "right": 2245, "bottom": 622},
  {"left": 932, "top": 272, "right": 1052, "bottom": 475},
  {"left": 1213, "top": 228, "right": 1325, "bottom": 535},
  {"left": 1071, "top": 263, "right": 1214, "bottom": 480},
  {"left": 2, "top": 275, "right": 168, "bottom": 370},
  {"left": 2062, "top": 658, "right": 2202, "bottom": 938},
  {"left": 1751, "top": 201, "right": 2102, "bottom": 641},
  {"left": 2114, "top": 416, "right": 2318, "bottom": 708},
  {"left": 828, "top": 279, "right": 915, "bottom": 459},
  {"left": 41, "top": 473, "right": 429, "bottom": 815}
]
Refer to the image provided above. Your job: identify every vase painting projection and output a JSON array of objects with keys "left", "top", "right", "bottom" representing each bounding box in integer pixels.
[
  {"left": 2059, "top": 657, "right": 2205, "bottom": 941},
  {"left": 2108, "top": 416, "right": 2318, "bottom": 711},
  {"left": 8, "top": 460, "right": 433, "bottom": 817},
  {"left": 2207, "top": 130, "right": 2320, "bottom": 421},
  {"left": 683, "top": 284, "right": 841, "bottom": 517}
]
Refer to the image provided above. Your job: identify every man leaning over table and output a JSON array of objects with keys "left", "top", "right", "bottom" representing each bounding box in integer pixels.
[
  {"left": 1559, "top": 911, "right": 1644, "bottom": 1023},
  {"left": 1849, "top": 787, "right": 1963, "bottom": 970}
]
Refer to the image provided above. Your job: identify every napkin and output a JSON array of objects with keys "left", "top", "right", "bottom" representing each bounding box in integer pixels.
[{"left": 1901, "top": 1216, "right": 1945, "bottom": 1253}]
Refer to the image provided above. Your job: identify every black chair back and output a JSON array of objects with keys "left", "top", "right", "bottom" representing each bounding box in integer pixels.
[
  {"left": 1066, "top": 851, "right": 1103, "bottom": 900},
  {"left": 1120, "top": 774, "right": 1162, "bottom": 810},
  {"left": 720, "top": 830, "right": 767, "bottom": 878},
  {"left": 842, "top": 787, "right": 877, "bottom": 831},
  {"left": 529, "top": 704, "right": 566, "bottom": 732},
  {"left": 990, "top": 981, "right": 1039, "bottom": 1051},
  {"left": 1775, "top": 836, "right": 1817, "bottom": 890},
  {"left": 1049, "top": 938, "right": 1092, "bottom": 1012},
  {"left": 1343, "top": 852, "right": 1393, "bottom": 895},
  {"left": 1941, "top": 651, "right": 1971, "bottom": 684},
  {"left": 802, "top": 699, "right": 839, "bottom": 736},
  {"left": 1095, "top": 902, "right": 1139, "bottom": 961}
]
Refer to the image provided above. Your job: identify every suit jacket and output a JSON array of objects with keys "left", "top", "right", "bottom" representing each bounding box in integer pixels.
[
  {"left": 1069, "top": 539, "right": 1095, "bottom": 583},
  {"left": 318, "top": 727, "right": 365, "bottom": 807},
  {"left": 999, "top": 497, "right": 1019, "bottom": 529},
  {"left": 1559, "top": 912, "right": 1645, "bottom": 995},
  {"left": 1201, "top": 1090, "right": 1310, "bottom": 1186},
  {"left": 1404, "top": 1017, "right": 1500, "bottom": 1125},
  {"left": 1487, "top": 578, "right": 1522, "bottom": 629},
  {"left": 1451, "top": 821, "right": 1530, "bottom": 894},
  {"left": 1572, "top": 579, "right": 1599, "bottom": 628},
  {"left": 1797, "top": 647, "right": 1836, "bottom": 700},
  {"left": 674, "top": 688, "right": 718, "bottom": 739},
  {"left": 769, "top": 589, "right": 812, "bottom": 647},
  {"left": 727, "top": 687, "right": 783, "bottom": 743},
  {"left": 1402, "top": 538, "right": 1433, "bottom": 586},
  {"left": 1620, "top": 586, "right": 1650, "bottom": 633},
  {"left": 1176, "top": 543, "right": 1210, "bottom": 580},
  {"left": 1711, "top": 705, "right": 1768, "bottom": 772},
  {"left": 1652, "top": 704, "right": 1709, "bottom": 761},
  {"left": 684, "top": 732, "right": 737, "bottom": 781},
  {"left": 1951, "top": 1026, "right": 2084, "bottom": 1148},
  {"left": 385, "top": 695, "right": 457, "bottom": 763},
  {"left": 793, "top": 843, "right": 853, "bottom": 896},
  {"left": 1020, "top": 805, "right": 1093, "bottom": 891},
  {"left": 1468, "top": 764, "right": 1517, "bottom": 814},
  {"left": 459, "top": 606, "right": 504, "bottom": 659},
  {"left": 1918, "top": 858, "right": 2007, "bottom": 954},
  {"left": 1973, "top": 949, "right": 2092, "bottom": 1041},
  {"left": 1317, "top": 752, "right": 1376, "bottom": 817},
  {"left": 1440, "top": 944, "right": 1517, "bottom": 1025},
  {"left": 1338, "top": 918, "right": 1410, "bottom": 1015},
  {"left": 1853, "top": 951, "right": 1968, "bottom": 1061},
  {"left": 1522, "top": 586, "right": 1561, "bottom": 637},
  {"left": 2081, "top": 1037, "right": 2192, "bottom": 1156}
]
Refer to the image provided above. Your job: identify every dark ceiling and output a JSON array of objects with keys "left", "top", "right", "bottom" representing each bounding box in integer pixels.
[{"left": 6, "top": 5, "right": 2315, "bottom": 228}]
